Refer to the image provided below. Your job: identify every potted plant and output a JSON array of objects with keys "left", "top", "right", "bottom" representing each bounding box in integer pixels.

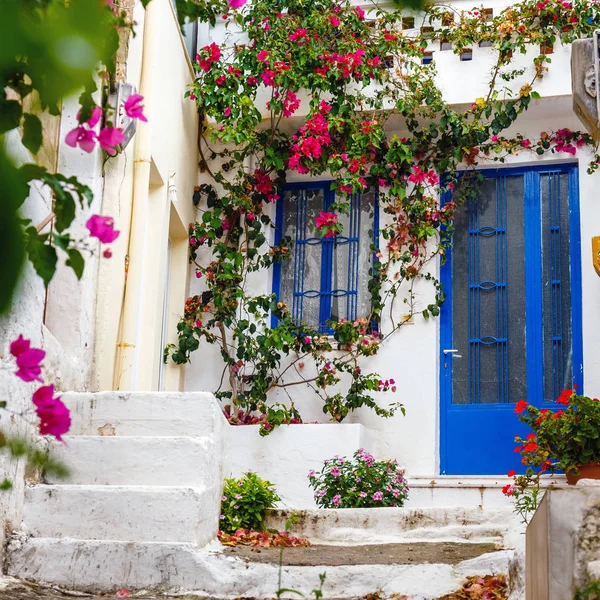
[{"left": 503, "top": 389, "right": 600, "bottom": 523}]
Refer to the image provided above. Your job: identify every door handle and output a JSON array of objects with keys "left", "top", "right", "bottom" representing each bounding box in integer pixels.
[{"left": 443, "top": 349, "right": 462, "bottom": 358}]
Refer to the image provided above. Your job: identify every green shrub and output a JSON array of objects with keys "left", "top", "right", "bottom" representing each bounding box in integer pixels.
[{"left": 219, "top": 472, "right": 280, "bottom": 534}]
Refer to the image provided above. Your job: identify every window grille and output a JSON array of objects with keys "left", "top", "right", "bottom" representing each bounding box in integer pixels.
[{"left": 273, "top": 183, "right": 379, "bottom": 332}]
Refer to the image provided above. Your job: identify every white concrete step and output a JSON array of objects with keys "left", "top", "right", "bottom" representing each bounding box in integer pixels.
[
  {"left": 8, "top": 537, "right": 513, "bottom": 599},
  {"left": 266, "top": 507, "right": 520, "bottom": 546},
  {"left": 62, "top": 391, "right": 226, "bottom": 437},
  {"left": 22, "top": 485, "right": 218, "bottom": 545},
  {"left": 49, "top": 436, "right": 213, "bottom": 486}
]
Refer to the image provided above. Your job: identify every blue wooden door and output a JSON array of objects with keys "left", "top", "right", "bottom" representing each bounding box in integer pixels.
[{"left": 440, "top": 165, "right": 583, "bottom": 475}]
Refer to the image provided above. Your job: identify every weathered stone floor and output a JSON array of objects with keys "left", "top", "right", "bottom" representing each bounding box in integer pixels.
[{"left": 223, "top": 541, "right": 499, "bottom": 566}]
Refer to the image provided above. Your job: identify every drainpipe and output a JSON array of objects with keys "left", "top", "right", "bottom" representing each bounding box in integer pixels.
[{"left": 114, "top": 0, "right": 159, "bottom": 390}]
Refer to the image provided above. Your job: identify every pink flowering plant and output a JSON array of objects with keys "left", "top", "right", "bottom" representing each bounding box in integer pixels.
[
  {"left": 308, "top": 449, "right": 409, "bottom": 508},
  {"left": 0, "top": 334, "right": 72, "bottom": 490},
  {"left": 167, "top": 0, "right": 600, "bottom": 434},
  {"left": 219, "top": 472, "right": 280, "bottom": 534}
]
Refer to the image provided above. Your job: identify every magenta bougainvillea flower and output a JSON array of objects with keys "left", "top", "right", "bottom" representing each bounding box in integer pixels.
[
  {"left": 87, "top": 106, "right": 103, "bottom": 128},
  {"left": 86, "top": 215, "right": 120, "bottom": 244},
  {"left": 197, "top": 43, "right": 221, "bottom": 72},
  {"left": 124, "top": 94, "right": 148, "bottom": 122},
  {"left": 65, "top": 127, "right": 97, "bottom": 153},
  {"left": 315, "top": 211, "right": 339, "bottom": 238},
  {"left": 97, "top": 127, "right": 125, "bottom": 154},
  {"left": 10, "top": 335, "right": 45, "bottom": 383},
  {"left": 32, "top": 385, "right": 71, "bottom": 442},
  {"left": 229, "top": 0, "right": 247, "bottom": 8}
]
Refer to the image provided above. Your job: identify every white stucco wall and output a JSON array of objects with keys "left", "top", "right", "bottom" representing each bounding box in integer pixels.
[
  {"left": 0, "top": 95, "right": 104, "bottom": 560},
  {"left": 184, "top": 2, "right": 600, "bottom": 478},
  {"left": 94, "top": 0, "right": 200, "bottom": 393}
]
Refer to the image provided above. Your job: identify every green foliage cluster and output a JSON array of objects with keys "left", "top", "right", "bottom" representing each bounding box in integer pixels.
[
  {"left": 507, "top": 391, "right": 600, "bottom": 523},
  {"left": 167, "top": 0, "right": 600, "bottom": 434},
  {"left": 219, "top": 472, "right": 280, "bottom": 534}
]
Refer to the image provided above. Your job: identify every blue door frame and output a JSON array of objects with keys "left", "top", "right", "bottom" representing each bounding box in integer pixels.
[{"left": 439, "top": 163, "right": 584, "bottom": 475}]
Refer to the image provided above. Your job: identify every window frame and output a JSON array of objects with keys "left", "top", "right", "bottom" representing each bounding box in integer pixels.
[{"left": 271, "top": 181, "right": 380, "bottom": 333}]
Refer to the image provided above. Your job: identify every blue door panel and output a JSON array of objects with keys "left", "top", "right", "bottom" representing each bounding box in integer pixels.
[{"left": 440, "top": 164, "right": 583, "bottom": 475}]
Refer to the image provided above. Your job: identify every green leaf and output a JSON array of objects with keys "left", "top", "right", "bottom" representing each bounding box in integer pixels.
[
  {"left": 0, "top": 150, "right": 27, "bottom": 314},
  {"left": 26, "top": 228, "right": 57, "bottom": 286},
  {"left": 0, "top": 479, "right": 12, "bottom": 491},
  {"left": 22, "top": 113, "right": 42, "bottom": 155},
  {"left": 66, "top": 248, "right": 85, "bottom": 280},
  {"left": 53, "top": 189, "right": 76, "bottom": 233},
  {"left": 0, "top": 99, "right": 22, "bottom": 133}
]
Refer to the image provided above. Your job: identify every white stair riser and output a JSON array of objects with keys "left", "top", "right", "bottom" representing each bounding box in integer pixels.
[
  {"left": 266, "top": 507, "right": 519, "bottom": 546},
  {"left": 62, "top": 392, "right": 226, "bottom": 437},
  {"left": 405, "top": 486, "right": 513, "bottom": 509},
  {"left": 8, "top": 538, "right": 512, "bottom": 599},
  {"left": 49, "top": 436, "right": 215, "bottom": 486},
  {"left": 23, "top": 486, "right": 219, "bottom": 544}
]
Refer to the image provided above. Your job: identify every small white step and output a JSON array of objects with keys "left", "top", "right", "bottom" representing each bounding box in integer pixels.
[
  {"left": 63, "top": 391, "right": 226, "bottom": 437},
  {"left": 49, "top": 436, "right": 214, "bottom": 486},
  {"left": 8, "top": 537, "right": 513, "bottom": 599},
  {"left": 23, "top": 485, "right": 219, "bottom": 544},
  {"left": 266, "top": 507, "right": 519, "bottom": 546}
]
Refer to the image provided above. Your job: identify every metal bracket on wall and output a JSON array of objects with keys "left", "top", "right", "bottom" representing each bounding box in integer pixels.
[{"left": 108, "top": 82, "right": 139, "bottom": 152}]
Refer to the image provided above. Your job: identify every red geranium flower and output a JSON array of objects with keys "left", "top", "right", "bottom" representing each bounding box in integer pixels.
[{"left": 515, "top": 400, "right": 528, "bottom": 414}]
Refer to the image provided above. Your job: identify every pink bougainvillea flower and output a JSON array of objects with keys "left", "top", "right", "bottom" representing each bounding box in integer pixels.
[
  {"left": 507, "top": 469, "right": 516, "bottom": 478},
  {"left": 97, "top": 127, "right": 125, "bottom": 154},
  {"left": 282, "top": 90, "right": 301, "bottom": 117},
  {"left": 521, "top": 139, "right": 531, "bottom": 147},
  {"left": 223, "top": 107, "right": 232, "bottom": 117},
  {"left": 86, "top": 106, "right": 103, "bottom": 129},
  {"left": 65, "top": 126, "right": 97, "bottom": 153},
  {"left": 261, "top": 69, "right": 276, "bottom": 86},
  {"left": 197, "top": 42, "right": 221, "bottom": 72},
  {"left": 257, "top": 50, "right": 270, "bottom": 63},
  {"left": 315, "top": 211, "right": 339, "bottom": 238},
  {"left": 124, "top": 94, "right": 148, "bottom": 122},
  {"left": 32, "top": 385, "right": 71, "bottom": 442},
  {"left": 355, "top": 5, "right": 365, "bottom": 19},
  {"left": 328, "top": 15, "right": 341, "bottom": 26},
  {"left": 103, "top": 248, "right": 112, "bottom": 259},
  {"left": 86, "top": 215, "right": 120, "bottom": 244},
  {"left": 229, "top": 0, "right": 247, "bottom": 8},
  {"left": 216, "top": 75, "right": 227, "bottom": 85},
  {"left": 10, "top": 335, "right": 45, "bottom": 383}
]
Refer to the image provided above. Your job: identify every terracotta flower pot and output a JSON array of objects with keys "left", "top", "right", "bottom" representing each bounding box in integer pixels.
[{"left": 566, "top": 463, "right": 600, "bottom": 485}]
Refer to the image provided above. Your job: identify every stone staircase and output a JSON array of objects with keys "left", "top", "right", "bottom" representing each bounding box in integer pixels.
[{"left": 7, "top": 392, "right": 522, "bottom": 599}]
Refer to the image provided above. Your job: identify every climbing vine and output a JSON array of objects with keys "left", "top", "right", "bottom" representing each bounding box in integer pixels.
[{"left": 166, "top": 0, "right": 600, "bottom": 434}]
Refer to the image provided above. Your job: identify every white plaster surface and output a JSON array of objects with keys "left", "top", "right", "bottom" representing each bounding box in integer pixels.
[
  {"left": 47, "top": 436, "right": 215, "bottom": 486},
  {"left": 62, "top": 391, "right": 225, "bottom": 437},
  {"left": 8, "top": 537, "right": 513, "bottom": 599},
  {"left": 22, "top": 485, "right": 215, "bottom": 544},
  {"left": 526, "top": 485, "right": 600, "bottom": 599},
  {"left": 225, "top": 423, "right": 375, "bottom": 508}
]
